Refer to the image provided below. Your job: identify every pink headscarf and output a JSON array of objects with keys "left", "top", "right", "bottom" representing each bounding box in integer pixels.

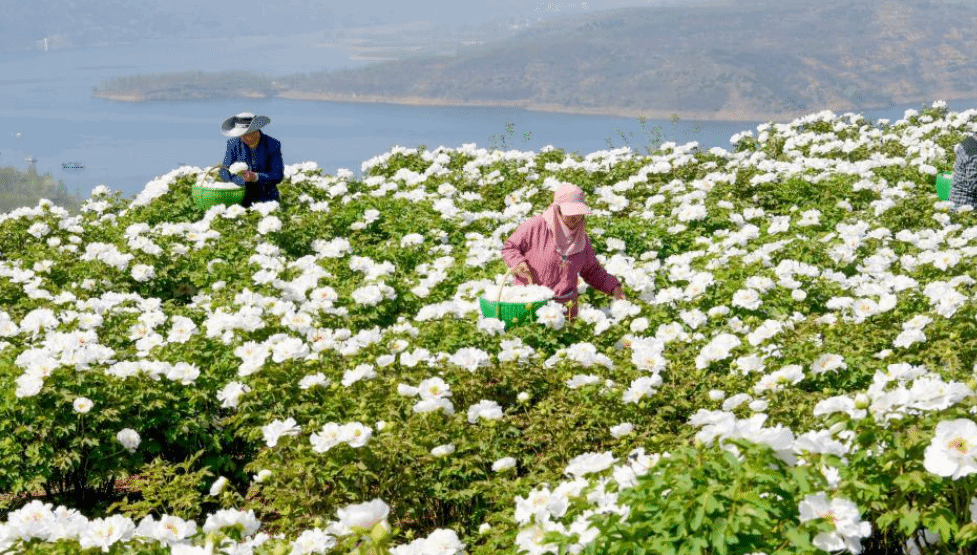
[{"left": 541, "top": 184, "right": 591, "bottom": 259}]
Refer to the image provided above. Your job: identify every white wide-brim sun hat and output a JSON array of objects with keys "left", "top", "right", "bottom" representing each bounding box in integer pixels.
[{"left": 221, "top": 112, "right": 271, "bottom": 137}]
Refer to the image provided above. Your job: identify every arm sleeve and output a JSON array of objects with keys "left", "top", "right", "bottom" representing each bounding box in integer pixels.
[
  {"left": 255, "top": 140, "right": 284, "bottom": 185},
  {"left": 951, "top": 144, "right": 977, "bottom": 208},
  {"left": 579, "top": 239, "right": 621, "bottom": 295},
  {"left": 501, "top": 221, "right": 531, "bottom": 270},
  {"left": 220, "top": 141, "right": 246, "bottom": 186}
]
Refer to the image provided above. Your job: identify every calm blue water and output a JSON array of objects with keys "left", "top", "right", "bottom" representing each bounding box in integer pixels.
[{"left": 1, "top": 36, "right": 973, "bottom": 198}]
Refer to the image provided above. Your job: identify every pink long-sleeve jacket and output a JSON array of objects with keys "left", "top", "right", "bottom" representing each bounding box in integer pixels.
[{"left": 501, "top": 215, "right": 620, "bottom": 316}]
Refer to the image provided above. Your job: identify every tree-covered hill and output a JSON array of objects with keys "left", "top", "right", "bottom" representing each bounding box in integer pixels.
[
  {"left": 0, "top": 166, "right": 83, "bottom": 214},
  {"left": 276, "top": 0, "right": 977, "bottom": 119},
  {"left": 92, "top": 0, "right": 977, "bottom": 121}
]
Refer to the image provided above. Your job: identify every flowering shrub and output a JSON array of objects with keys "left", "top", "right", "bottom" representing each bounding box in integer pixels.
[{"left": 5, "top": 101, "right": 977, "bottom": 554}]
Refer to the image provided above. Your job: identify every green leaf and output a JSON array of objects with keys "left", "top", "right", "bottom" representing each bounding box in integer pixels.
[
  {"left": 898, "top": 508, "right": 921, "bottom": 536},
  {"left": 876, "top": 510, "right": 898, "bottom": 531},
  {"left": 784, "top": 528, "right": 813, "bottom": 550},
  {"left": 922, "top": 507, "right": 957, "bottom": 543},
  {"left": 711, "top": 517, "right": 728, "bottom": 554},
  {"left": 892, "top": 471, "right": 927, "bottom": 492},
  {"left": 703, "top": 492, "right": 722, "bottom": 514},
  {"left": 958, "top": 523, "right": 977, "bottom": 544},
  {"left": 691, "top": 499, "right": 706, "bottom": 531}
]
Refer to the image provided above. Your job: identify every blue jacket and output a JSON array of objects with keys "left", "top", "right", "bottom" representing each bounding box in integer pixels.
[{"left": 220, "top": 132, "right": 283, "bottom": 206}]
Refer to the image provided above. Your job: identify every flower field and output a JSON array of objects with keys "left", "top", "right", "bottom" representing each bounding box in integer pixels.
[{"left": 4, "top": 100, "right": 977, "bottom": 554}]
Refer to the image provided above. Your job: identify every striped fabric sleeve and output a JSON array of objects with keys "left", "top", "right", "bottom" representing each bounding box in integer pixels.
[{"left": 951, "top": 141, "right": 977, "bottom": 209}]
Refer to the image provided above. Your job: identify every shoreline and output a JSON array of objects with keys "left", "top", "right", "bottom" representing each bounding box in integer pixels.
[
  {"left": 93, "top": 89, "right": 973, "bottom": 124},
  {"left": 277, "top": 91, "right": 802, "bottom": 122}
]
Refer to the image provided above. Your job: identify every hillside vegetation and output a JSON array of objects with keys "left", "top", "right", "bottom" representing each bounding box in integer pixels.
[
  {"left": 277, "top": 0, "right": 977, "bottom": 119},
  {"left": 0, "top": 167, "right": 82, "bottom": 213},
  {"left": 93, "top": 0, "right": 977, "bottom": 120},
  {"left": 93, "top": 71, "right": 278, "bottom": 102}
]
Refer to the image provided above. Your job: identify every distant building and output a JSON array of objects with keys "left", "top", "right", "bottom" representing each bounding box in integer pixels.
[{"left": 35, "top": 35, "right": 71, "bottom": 51}]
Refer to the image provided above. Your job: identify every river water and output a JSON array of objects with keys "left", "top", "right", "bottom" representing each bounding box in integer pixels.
[{"left": 0, "top": 34, "right": 972, "bottom": 198}]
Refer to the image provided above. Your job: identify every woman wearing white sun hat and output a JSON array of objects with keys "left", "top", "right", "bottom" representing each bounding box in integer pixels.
[{"left": 219, "top": 112, "right": 284, "bottom": 207}]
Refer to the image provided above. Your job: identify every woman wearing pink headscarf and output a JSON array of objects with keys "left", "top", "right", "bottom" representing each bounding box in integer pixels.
[{"left": 502, "top": 184, "right": 625, "bottom": 318}]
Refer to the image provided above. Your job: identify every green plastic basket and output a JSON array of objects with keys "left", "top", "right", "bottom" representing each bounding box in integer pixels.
[
  {"left": 936, "top": 172, "right": 952, "bottom": 201},
  {"left": 192, "top": 166, "right": 245, "bottom": 210},
  {"left": 479, "top": 266, "right": 551, "bottom": 330}
]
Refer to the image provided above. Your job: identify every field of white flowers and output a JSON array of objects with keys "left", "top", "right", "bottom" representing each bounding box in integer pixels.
[{"left": 3, "top": 100, "right": 977, "bottom": 555}]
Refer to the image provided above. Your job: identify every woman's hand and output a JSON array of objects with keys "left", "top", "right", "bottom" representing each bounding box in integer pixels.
[
  {"left": 242, "top": 170, "right": 258, "bottom": 183},
  {"left": 513, "top": 262, "right": 534, "bottom": 284},
  {"left": 612, "top": 285, "right": 626, "bottom": 300}
]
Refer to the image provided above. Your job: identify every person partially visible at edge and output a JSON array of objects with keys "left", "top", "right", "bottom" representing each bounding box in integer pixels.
[
  {"left": 219, "top": 112, "right": 284, "bottom": 207},
  {"left": 950, "top": 133, "right": 977, "bottom": 210},
  {"left": 501, "top": 184, "right": 625, "bottom": 320}
]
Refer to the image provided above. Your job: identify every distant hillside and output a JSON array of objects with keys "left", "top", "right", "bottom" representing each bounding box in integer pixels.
[
  {"left": 93, "top": 71, "right": 279, "bottom": 102},
  {"left": 92, "top": 0, "right": 977, "bottom": 121},
  {"left": 0, "top": 0, "right": 337, "bottom": 52},
  {"left": 0, "top": 167, "right": 82, "bottom": 214},
  {"left": 275, "top": 0, "right": 977, "bottom": 120}
]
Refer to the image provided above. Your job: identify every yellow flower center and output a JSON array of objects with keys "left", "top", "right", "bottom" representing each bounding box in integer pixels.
[{"left": 949, "top": 437, "right": 971, "bottom": 454}]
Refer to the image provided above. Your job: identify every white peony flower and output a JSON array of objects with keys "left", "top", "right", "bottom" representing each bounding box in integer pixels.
[
  {"left": 467, "top": 400, "right": 503, "bottom": 424},
  {"left": 262, "top": 417, "right": 301, "bottom": 448},
  {"left": 610, "top": 422, "right": 634, "bottom": 438},
  {"left": 290, "top": 528, "right": 337, "bottom": 555},
  {"left": 431, "top": 444, "right": 456, "bottom": 457},
  {"left": 413, "top": 397, "right": 455, "bottom": 415},
  {"left": 202, "top": 508, "right": 260, "bottom": 535},
  {"left": 731, "top": 288, "right": 762, "bottom": 310},
  {"left": 566, "top": 373, "right": 601, "bottom": 389},
  {"left": 924, "top": 419, "right": 977, "bottom": 480},
  {"left": 116, "top": 428, "right": 141, "bottom": 453},
  {"left": 400, "top": 233, "right": 424, "bottom": 247},
  {"left": 257, "top": 216, "right": 282, "bottom": 235},
  {"left": 135, "top": 514, "right": 197, "bottom": 545},
  {"left": 798, "top": 492, "right": 872, "bottom": 554},
  {"left": 299, "top": 373, "right": 330, "bottom": 389},
  {"left": 565, "top": 451, "right": 616, "bottom": 478},
  {"left": 73, "top": 397, "right": 93, "bottom": 414},
  {"left": 311, "top": 423, "right": 344, "bottom": 453},
  {"left": 535, "top": 302, "right": 566, "bottom": 330},
  {"left": 340, "top": 422, "right": 373, "bottom": 448},
  {"left": 477, "top": 317, "right": 507, "bottom": 335},
  {"left": 78, "top": 515, "right": 136, "bottom": 552},
  {"left": 492, "top": 457, "right": 517, "bottom": 472},
  {"left": 209, "top": 476, "right": 228, "bottom": 496},
  {"left": 622, "top": 375, "right": 662, "bottom": 404},
  {"left": 811, "top": 353, "right": 847, "bottom": 375},
  {"left": 217, "top": 381, "right": 250, "bottom": 409},
  {"left": 130, "top": 264, "right": 156, "bottom": 282},
  {"left": 448, "top": 347, "right": 491, "bottom": 372},
  {"left": 27, "top": 222, "right": 50, "bottom": 239},
  {"left": 341, "top": 364, "right": 377, "bottom": 387},
  {"left": 352, "top": 284, "right": 384, "bottom": 306},
  {"left": 748, "top": 399, "right": 769, "bottom": 412},
  {"left": 722, "top": 393, "right": 752, "bottom": 411},
  {"left": 417, "top": 377, "right": 451, "bottom": 400},
  {"left": 334, "top": 499, "right": 390, "bottom": 535}
]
